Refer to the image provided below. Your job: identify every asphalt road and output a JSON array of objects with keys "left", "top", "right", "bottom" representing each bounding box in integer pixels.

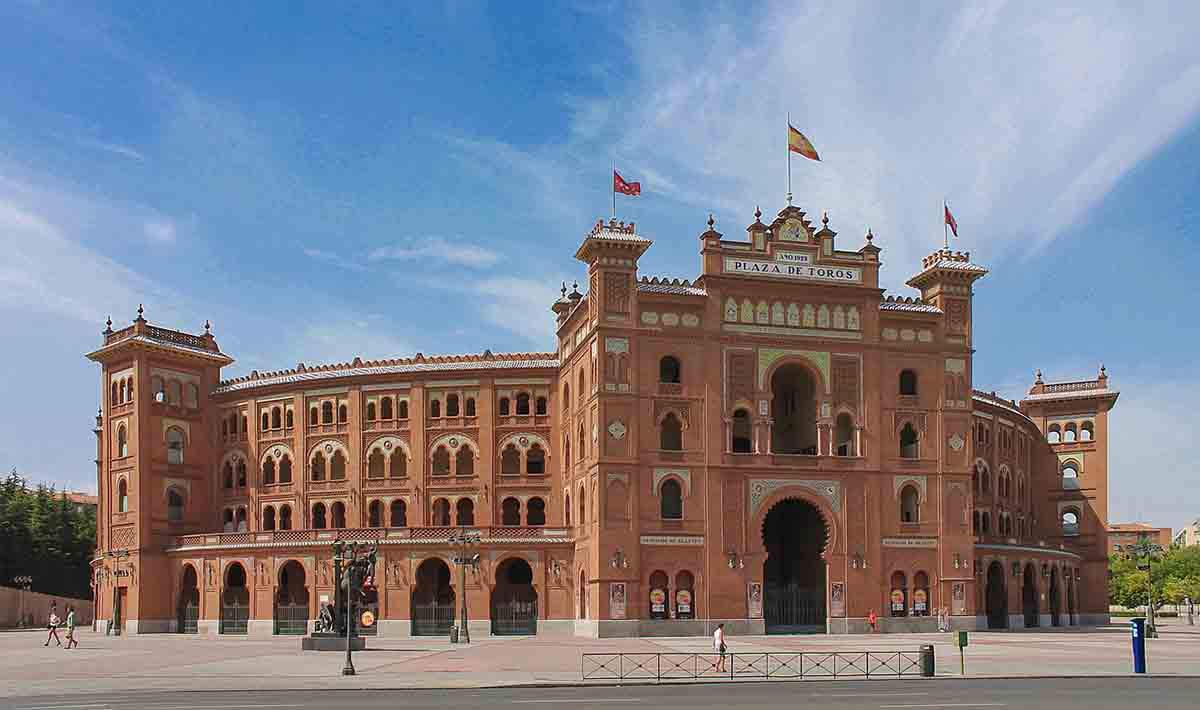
[{"left": 6, "top": 678, "right": 1200, "bottom": 710}]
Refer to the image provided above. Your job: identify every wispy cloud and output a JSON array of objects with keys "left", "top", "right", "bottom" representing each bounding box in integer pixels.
[
  {"left": 80, "top": 137, "right": 145, "bottom": 162},
  {"left": 368, "top": 236, "right": 500, "bottom": 268},
  {"left": 303, "top": 247, "right": 369, "bottom": 272},
  {"left": 469, "top": 276, "right": 565, "bottom": 345},
  {"left": 143, "top": 218, "right": 177, "bottom": 244}
]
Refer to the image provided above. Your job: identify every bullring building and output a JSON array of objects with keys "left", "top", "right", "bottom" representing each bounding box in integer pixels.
[{"left": 87, "top": 202, "right": 1117, "bottom": 637}]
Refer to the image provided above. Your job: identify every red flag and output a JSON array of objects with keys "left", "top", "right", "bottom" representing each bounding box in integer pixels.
[
  {"left": 613, "top": 171, "right": 641, "bottom": 196},
  {"left": 944, "top": 204, "right": 958, "bottom": 238}
]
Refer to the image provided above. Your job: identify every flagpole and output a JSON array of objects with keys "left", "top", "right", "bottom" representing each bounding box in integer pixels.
[
  {"left": 786, "top": 112, "right": 793, "bottom": 206},
  {"left": 612, "top": 163, "right": 617, "bottom": 220},
  {"left": 943, "top": 199, "right": 949, "bottom": 250}
]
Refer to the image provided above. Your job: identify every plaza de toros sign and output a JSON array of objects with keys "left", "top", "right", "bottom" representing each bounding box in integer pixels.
[{"left": 723, "top": 256, "right": 862, "bottom": 284}]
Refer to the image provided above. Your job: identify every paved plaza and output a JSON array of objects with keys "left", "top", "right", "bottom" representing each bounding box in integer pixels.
[{"left": 1, "top": 623, "right": 1198, "bottom": 698}]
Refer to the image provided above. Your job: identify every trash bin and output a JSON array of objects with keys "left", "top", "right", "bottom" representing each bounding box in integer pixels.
[
  {"left": 919, "top": 644, "right": 935, "bottom": 677},
  {"left": 449, "top": 626, "right": 459, "bottom": 644}
]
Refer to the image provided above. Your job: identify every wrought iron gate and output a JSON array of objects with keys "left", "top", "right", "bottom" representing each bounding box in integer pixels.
[
  {"left": 178, "top": 603, "right": 199, "bottom": 634},
  {"left": 411, "top": 601, "right": 454, "bottom": 636},
  {"left": 491, "top": 598, "right": 538, "bottom": 635},
  {"left": 220, "top": 599, "right": 249, "bottom": 634},
  {"left": 764, "top": 584, "right": 825, "bottom": 633},
  {"left": 274, "top": 603, "right": 308, "bottom": 635}
]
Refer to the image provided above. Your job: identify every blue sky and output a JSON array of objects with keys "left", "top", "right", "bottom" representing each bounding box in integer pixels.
[{"left": 2, "top": 1, "right": 1198, "bottom": 530}]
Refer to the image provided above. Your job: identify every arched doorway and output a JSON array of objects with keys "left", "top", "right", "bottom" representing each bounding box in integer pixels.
[
  {"left": 177, "top": 565, "right": 199, "bottom": 634},
  {"left": 1049, "top": 568, "right": 1062, "bottom": 627},
  {"left": 1022, "top": 564, "right": 1039, "bottom": 628},
  {"left": 770, "top": 365, "right": 818, "bottom": 454},
  {"left": 579, "top": 570, "right": 588, "bottom": 620},
  {"left": 762, "top": 498, "right": 828, "bottom": 633},
  {"left": 274, "top": 561, "right": 308, "bottom": 635},
  {"left": 411, "top": 558, "right": 454, "bottom": 636},
  {"left": 220, "top": 563, "right": 249, "bottom": 634},
  {"left": 491, "top": 557, "right": 537, "bottom": 635},
  {"left": 1067, "top": 575, "right": 1077, "bottom": 626},
  {"left": 985, "top": 561, "right": 1007, "bottom": 629}
]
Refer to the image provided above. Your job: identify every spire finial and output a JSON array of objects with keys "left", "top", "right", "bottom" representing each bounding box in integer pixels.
[
  {"left": 137, "top": 304, "right": 144, "bottom": 317},
  {"left": 754, "top": 206, "right": 762, "bottom": 221},
  {"left": 821, "top": 210, "right": 829, "bottom": 226},
  {"left": 104, "top": 316, "right": 113, "bottom": 334},
  {"left": 204, "top": 319, "right": 211, "bottom": 334},
  {"left": 865, "top": 226, "right": 874, "bottom": 242},
  {"left": 707, "top": 213, "right": 715, "bottom": 230},
  {"left": 1100, "top": 363, "right": 1107, "bottom": 377},
  {"left": 1035, "top": 369, "right": 1043, "bottom": 384},
  {"left": 560, "top": 281, "right": 567, "bottom": 299}
]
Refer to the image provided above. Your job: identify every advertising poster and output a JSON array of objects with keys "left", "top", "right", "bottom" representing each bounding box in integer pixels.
[
  {"left": 748, "top": 582, "right": 763, "bottom": 619},
  {"left": 650, "top": 588, "right": 667, "bottom": 618},
  {"left": 890, "top": 589, "right": 906, "bottom": 614},
  {"left": 610, "top": 582, "right": 626, "bottom": 619},
  {"left": 952, "top": 582, "right": 967, "bottom": 615},
  {"left": 676, "top": 589, "right": 693, "bottom": 619},
  {"left": 830, "top": 582, "right": 846, "bottom": 617},
  {"left": 913, "top": 588, "right": 928, "bottom": 616}
]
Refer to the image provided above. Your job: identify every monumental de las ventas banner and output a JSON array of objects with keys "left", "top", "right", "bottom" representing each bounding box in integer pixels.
[{"left": 86, "top": 201, "right": 1118, "bottom": 638}]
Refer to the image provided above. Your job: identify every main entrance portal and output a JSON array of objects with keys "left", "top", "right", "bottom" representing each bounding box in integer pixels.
[{"left": 762, "top": 498, "right": 828, "bottom": 633}]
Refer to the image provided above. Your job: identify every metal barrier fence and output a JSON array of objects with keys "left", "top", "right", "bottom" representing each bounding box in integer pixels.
[{"left": 582, "top": 650, "right": 927, "bottom": 683}]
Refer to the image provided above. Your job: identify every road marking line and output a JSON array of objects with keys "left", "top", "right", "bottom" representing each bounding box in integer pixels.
[
  {"left": 814, "top": 693, "right": 930, "bottom": 698},
  {"left": 513, "top": 701, "right": 643, "bottom": 705},
  {"left": 880, "top": 705, "right": 1007, "bottom": 709}
]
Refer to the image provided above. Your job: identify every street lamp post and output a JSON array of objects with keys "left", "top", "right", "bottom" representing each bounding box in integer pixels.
[
  {"left": 448, "top": 529, "right": 481, "bottom": 644},
  {"left": 106, "top": 549, "right": 130, "bottom": 636},
  {"left": 12, "top": 576, "right": 33, "bottom": 628},
  {"left": 1118, "top": 537, "right": 1164, "bottom": 638}
]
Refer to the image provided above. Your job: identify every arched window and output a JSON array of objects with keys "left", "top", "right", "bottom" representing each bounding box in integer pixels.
[
  {"left": 899, "top": 422, "right": 919, "bottom": 459},
  {"left": 453, "top": 498, "right": 472, "bottom": 527},
  {"left": 660, "top": 479, "right": 683, "bottom": 520},
  {"left": 279, "top": 505, "right": 292, "bottom": 530},
  {"left": 972, "top": 510, "right": 980, "bottom": 535},
  {"left": 455, "top": 446, "right": 475, "bottom": 476},
  {"left": 168, "top": 380, "right": 182, "bottom": 406},
  {"left": 321, "top": 401, "right": 333, "bottom": 424},
  {"left": 527, "top": 497, "right": 546, "bottom": 526},
  {"left": 900, "top": 485, "right": 920, "bottom": 523},
  {"left": 117, "top": 425, "right": 128, "bottom": 458},
  {"left": 330, "top": 451, "right": 346, "bottom": 480},
  {"left": 279, "top": 455, "right": 292, "bottom": 483},
  {"left": 516, "top": 393, "right": 530, "bottom": 415},
  {"left": 389, "top": 500, "right": 407, "bottom": 527},
  {"left": 338, "top": 404, "right": 347, "bottom": 423},
  {"left": 366, "top": 401, "right": 377, "bottom": 421},
  {"left": 117, "top": 478, "right": 129, "bottom": 512},
  {"left": 432, "top": 498, "right": 450, "bottom": 526},
  {"left": 368, "top": 449, "right": 384, "bottom": 478},
  {"left": 1062, "top": 510, "right": 1080, "bottom": 536},
  {"left": 1047, "top": 425, "right": 1060, "bottom": 444},
  {"left": 565, "top": 494, "right": 571, "bottom": 526},
  {"left": 526, "top": 444, "right": 545, "bottom": 475},
  {"left": 166, "top": 428, "right": 186, "bottom": 464},
  {"left": 835, "top": 413, "right": 855, "bottom": 456},
  {"left": 982, "top": 511, "right": 991, "bottom": 534},
  {"left": 731, "top": 409, "right": 752, "bottom": 453},
  {"left": 1062, "top": 464, "right": 1079, "bottom": 489},
  {"left": 236, "top": 506, "right": 248, "bottom": 531},
  {"left": 331, "top": 502, "right": 346, "bottom": 529},
  {"left": 151, "top": 376, "right": 164, "bottom": 402},
  {"left": 465, "top": 397, "right": 476, "bottom": 417},
  {"left": 660, "top": 412, "right": 683, "bottom": 451},
  {"left": 1064, "top": 423, "right": 1077, "bottom": 443},
  {"left": 578, "top": 423, "right": 586, "bottom": 460},
  {"left": 311, "top": 452, "right": 326, "bottom": 481},
  {"left": 388, "top": 447, "right": 407, "bottom": 477},
  {"left": 285, "top": 409, "right": 294, "bottom": 428},
  {"left": 126, "top": 378, "right": 134, "bottom": 401},
  {"left": 501, "top": 445, "right": 521, "bottom": 475},
  {"left": 167, "top": 490, "right": 185, "bottom": 522},
  {"left": 381, "top": 397, "right": 393, "bottom": 420},
  {"left": 368, "top": 500, "right": 383, "bottom": 528},
  {"left": 430, "top": 399, "right": 441, "bottom": 418},
  {"left": 222, "top": 462, "right": 233, "bottom": 489},
  {"left": 890, "top": 571, "right": 908, "bottom": 617},
  {"left": 446, "top": 394, "right": 460, "bottom": 417},
  {"left": 501, "top": 497, "right": 521, "bottom": 526},
  {"left": 579, "top": 488, "right": 586, "bottom": 526},
  {"left": 498, "top": 397, "right": 510, "bottom": 416},
  {"left": 899, "top": 370, "right": 918, "bottom": 396},
  {"left": 263, "top": 506, "right": 276, "bottom": 531},
  {"left": 912, "top": 571, "right": 930, "bottom": 617},
  {"left": 535, "top": 397, "right": 547, "bottom": 416},
  {"left": 649, "top": 570, "right": 669, "bottom": 619},
  {"left": 111, "top": 381, "right": 119, "bottom": 406},
  {"left": 312, "top": 503, "right": 327, "bottom": 529},
  {"left": 241, "top": 415, "right": 248, "bottom": 434},
  {"left": 262, "top": 457, "right": 276, "bottom": 485},
  {"left": 398, "top": 400, "right": 409, "bottom": 419},
  {"left": 432, "top": 446, "right": 450, "bottom": 476},
  {"left": 271, "top": 407, "right": 281, "bottom": 429},
  {"left": 237, "top": 459, "right": 246, "bottom": 487},
  {"left": 675, "top": 571, "right": 695, "bottom": 619},
  {"left": 309, "top": 407, "right": 319, "bottom": 426},
  {"left": 222, "top": 508, "right": 234, "bottom": 531},
  {"left": 186, "top": 384, "right": 199, "bottom": 409},
  {"left": 563, "top": 435, "right": 571, "bottom": 467},
  {"left": 659, "top": 356, "right": 681, "bottom": 384},
  {"left": 563, "top": 383, "right": 570, "bottom": 412},
  {"left": 1081, "top": 422, "right": 1094, "bottom": 441},
  {"left": 261, "top": 412, "right": 270, "bottom": 432},
  {"left": 578, "top": 369, "right": 585, "bottom": 403}
]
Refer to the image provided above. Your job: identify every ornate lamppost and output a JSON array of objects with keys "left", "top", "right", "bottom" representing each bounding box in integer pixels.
[
  {"left": 448, "top": 529, "right": 481, "bottom": 643},
  {"left": 331, "top": 540, "right": 375, "bottom": 675},
  {"left": 1117, "top": 536, "right": 1164, "bottom": 638},
  {"left": 12, "top": 575, "right": 33, "bottom": 628}
]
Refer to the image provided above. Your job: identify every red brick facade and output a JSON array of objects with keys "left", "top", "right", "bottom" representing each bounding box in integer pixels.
[{"left": 87, "top": 206, "right": 1117, "bottom": 637}]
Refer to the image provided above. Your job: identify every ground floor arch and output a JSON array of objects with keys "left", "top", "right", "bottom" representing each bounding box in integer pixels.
[
  {"left": 985, "top": 560, "right": 1007, "bottom": 629},
  {"left": 220, "top": 562, "right": 250, "bottom": 634},
  {"left": 177, "top": 564, "right": 199, "bottom": 634},
  {"left": 274, "top": 560, "right": 308, "bottom": 635},
  {"left": 1049, "top": 568, "right": 1062, "bottom": 627},
  {"left": 762, "top": 497, "right": 828, "bottom": 633},
  {"left": 411, "top": 558, "right": 454, "bottom": 636},
  {"left": 1022, "top": 563, "right": 1039, "bottom": 628},
  {"left": 491, "top": 557, "right": 537, "bottom": 635}
]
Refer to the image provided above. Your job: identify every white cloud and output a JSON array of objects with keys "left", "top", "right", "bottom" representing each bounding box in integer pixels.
[
  {"left": 303, "top": 247, "right": 369, "bottom": 272},
  {"left": 143, "top": 218, "right": 177, "bottom": 244},
  {"left": 470, "top": 276, "right": 565, "bottom": 346},
  {"left": 368, "top": 236, "right": 500, "bottom": 268}
]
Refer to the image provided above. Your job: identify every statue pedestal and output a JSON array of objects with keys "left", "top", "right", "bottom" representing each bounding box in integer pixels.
[{"left": 302, "top": 632, "right": 366, "bottom": 651}]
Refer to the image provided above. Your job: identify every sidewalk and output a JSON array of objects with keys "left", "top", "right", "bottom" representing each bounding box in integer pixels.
[{"left": 1, "top": 625, "right": 1197, "bottom": 698}]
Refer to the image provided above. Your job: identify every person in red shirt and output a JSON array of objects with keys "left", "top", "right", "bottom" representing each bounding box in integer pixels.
[{"left": 867, "top": 609, "right": 879, "bottom": 633}]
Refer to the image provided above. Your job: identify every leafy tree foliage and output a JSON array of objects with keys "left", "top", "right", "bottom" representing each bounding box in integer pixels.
[
  {"left": 1109, "top": 543, "right": 1200, "bottom": 610},
  {"left": 0, "top": 469, "right": 96, "bottom": 600}
]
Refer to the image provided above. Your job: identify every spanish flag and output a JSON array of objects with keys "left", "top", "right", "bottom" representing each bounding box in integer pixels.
[{"left": 788, "top": 124, "right": 820, "bottom": 161}]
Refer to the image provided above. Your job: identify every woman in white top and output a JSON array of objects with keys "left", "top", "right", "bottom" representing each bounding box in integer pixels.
[{"left": 713, "top": 623, "right": 727, "bottom": 672}]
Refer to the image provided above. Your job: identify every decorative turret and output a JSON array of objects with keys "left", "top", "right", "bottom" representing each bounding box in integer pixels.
[
  {"left": 571, "top": 218, "right": 649, "bottom": 330},
  {"left": 906, "top": 248, "right": 988, "bottom": 349}
]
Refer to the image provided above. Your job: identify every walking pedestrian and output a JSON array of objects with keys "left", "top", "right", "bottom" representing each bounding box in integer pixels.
[
  {"left": 64, "top": 606, "right": 78, "bottom": 649},
  {"left": 936, "top": 606, "right": 947, "bottom": 632},
  {"left": 713, "top": 623, "right": 727, "bottom": 673},
  {"left": 867, "top": 609, "right": 878, "bottom": 633},
  {"left": 44, "top": 603, "right": 62, "bottom": 647}
]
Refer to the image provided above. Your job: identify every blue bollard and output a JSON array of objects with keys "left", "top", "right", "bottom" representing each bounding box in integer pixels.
[{"left": 1130, "top": 617, "right": 1146, "bottom": 674}]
